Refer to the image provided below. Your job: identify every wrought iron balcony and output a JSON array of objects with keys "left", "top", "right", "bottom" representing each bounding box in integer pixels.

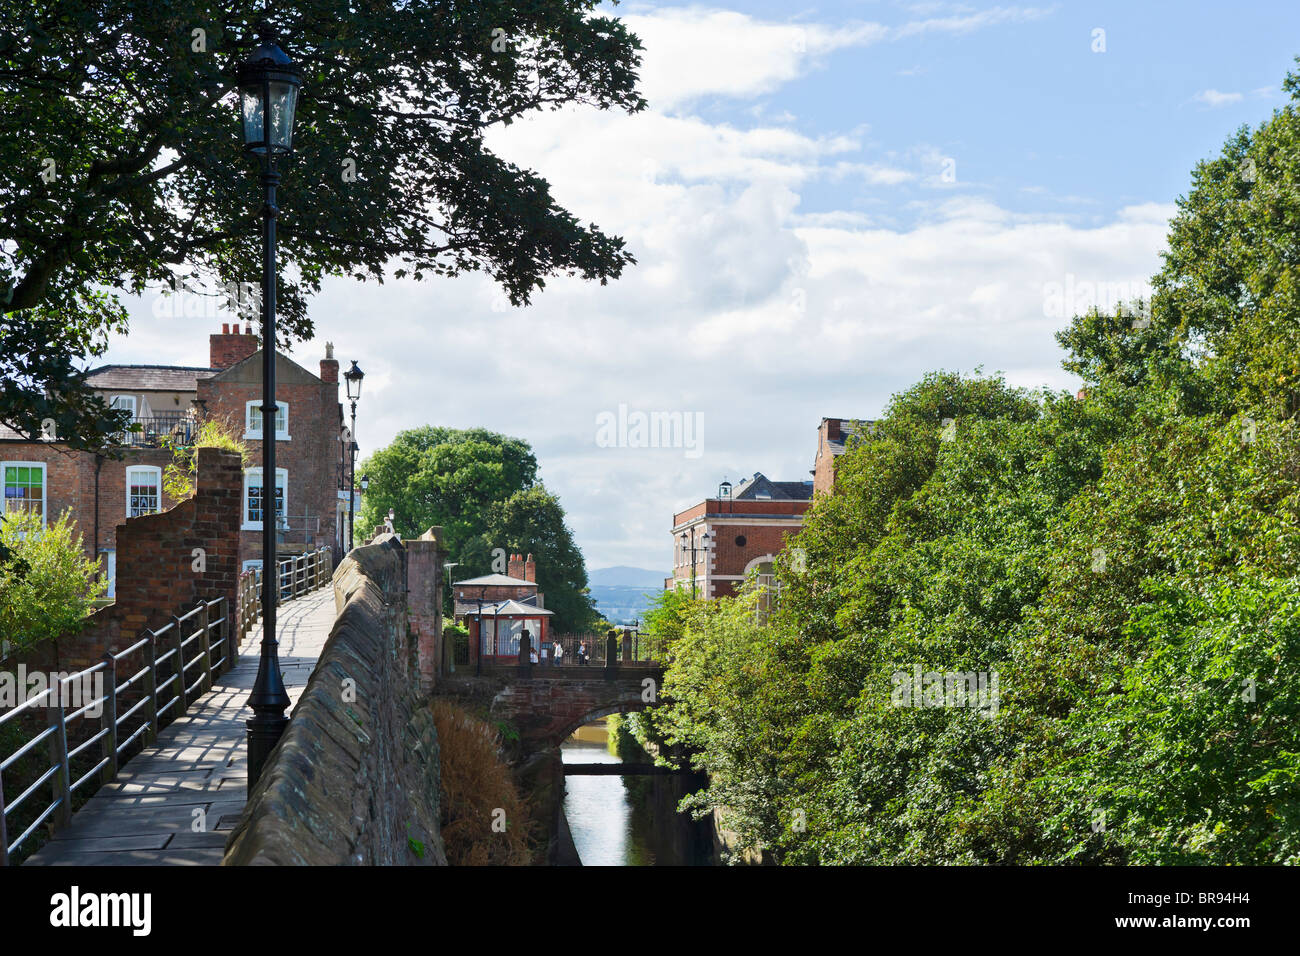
[{"left": 112, "top": 413, "right": 197, "bottom": 448}]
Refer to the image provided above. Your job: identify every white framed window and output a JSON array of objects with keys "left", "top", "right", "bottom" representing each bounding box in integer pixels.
[
  {"left": 243, "top": 467, "right": 287, "bottom": 530},
  {"left": 244, "top": 400, "right": 289, "bottom": 440},
  {"left": 109, "top": 395, "right": 137, "bottom": 417},
  {"left": 126, "top": 465, "right": 162, "bottom": 518},
  {"left": 2, "top": 462, "right": 47, "bottom": 528}
]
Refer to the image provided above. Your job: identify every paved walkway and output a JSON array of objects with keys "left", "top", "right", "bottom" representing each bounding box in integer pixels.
[{"left": 24, "top": 588, "right": 337, "bottom": 866}]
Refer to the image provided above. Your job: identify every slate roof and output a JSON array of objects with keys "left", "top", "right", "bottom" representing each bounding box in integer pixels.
[
  {"left": 473, "top": 599, "right": 553, "bottom": 617},
  {"left": 452, "top": 573, "right": 536, "bottom": 588},
  {"left": 84, "top": 365, "right": 217, "bottom": 392},
  {"left": 733, "top": 472, "right": 814, "bottom": 501},
  {"left": 823, "top": 418, "right": 875, "bottom": 454}
]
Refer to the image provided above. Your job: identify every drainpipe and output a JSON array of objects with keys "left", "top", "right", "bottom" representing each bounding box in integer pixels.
[{"left": 93, "top": 454, "right": 103, "bottom": 560}]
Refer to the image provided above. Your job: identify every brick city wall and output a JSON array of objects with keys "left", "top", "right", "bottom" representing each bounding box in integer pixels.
[
  {"left": 406, "top": 527, "right": 446, "bottom": 693},
  {"left": 110, "top": 447, "right": 242, "bottom": 637}
]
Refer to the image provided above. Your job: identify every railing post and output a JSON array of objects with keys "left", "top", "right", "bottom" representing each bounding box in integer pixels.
[
  {"left": 143, "top": 628, "right": 159, "bottom": 745},
  {"left": 173, "top": 615, "right": 187, "bottom": 713},
  {"left": 0, "top": 769, "right": 9, "bottom": 866},
  {"left": 225, "top": 596, "right": 238, "bottom": 669},
  {"left": 101, "top": 652, "right": 118, "bottom": 785},
  {"left": 198, "top": 601, "right": 212, "bottom": 693},
  {"left": 47, "top": 702, "right": 72, "bottom": 830},
  {"left": 291, "top": 555, "right": 300, "bottom": 599}
]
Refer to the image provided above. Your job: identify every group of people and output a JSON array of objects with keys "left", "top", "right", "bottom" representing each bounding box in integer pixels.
[{"left": 524, "top": 635, "right": 591, "bottom": 666}]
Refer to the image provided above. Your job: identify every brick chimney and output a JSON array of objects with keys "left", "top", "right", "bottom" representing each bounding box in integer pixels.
[
  {"left": 524, "top": 553, "right": 536, "bottom": 583},
  {"left": 210, "top": 322, "right": 259, "bottom": 370},
  {"left": 320, "top": 341, "right": 338, "bottom": 383},
  {"left": 508, "top": 553, "right": 525, "bottom": 580}
]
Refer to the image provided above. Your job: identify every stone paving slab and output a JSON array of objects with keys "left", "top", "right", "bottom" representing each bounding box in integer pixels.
[{"left": 24, "top": 588, "right": 336, "bottom": 867}]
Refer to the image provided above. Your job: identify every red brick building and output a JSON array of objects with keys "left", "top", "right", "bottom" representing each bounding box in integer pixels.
[
  {"left": 668, "top": 473, "right": 813, "bottom": 600},
  {"left": 0, "top": 322, "right": 356, "bottom": 594},
  {"left": 451, "top": 553, "right": 553, "bottom": 663},
  {"left": 812, "top": 417, "right": 874, "bottom": 495}
]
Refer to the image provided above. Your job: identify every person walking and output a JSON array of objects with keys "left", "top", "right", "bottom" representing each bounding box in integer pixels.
[
  {"left": 554, "top": 641, "right": 565, "bottom": 667},
  {"left": 578, "top": 640, "right": 588, "bottom": 666}
]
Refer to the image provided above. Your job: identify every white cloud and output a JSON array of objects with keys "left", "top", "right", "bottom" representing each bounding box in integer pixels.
[
  {"left": 100, "top": 4, "right": 1170, "bottom": 575},
  {"left": 623, "top": 4, "right": 1054, "bottom": 110},
  {"left": 1193, "top": 89, "right": 1244, "bottom": 108}
]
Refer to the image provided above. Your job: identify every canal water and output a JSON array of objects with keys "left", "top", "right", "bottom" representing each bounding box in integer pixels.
[{"left": 560, "top": 719, "right": 713, "bottom": 866}]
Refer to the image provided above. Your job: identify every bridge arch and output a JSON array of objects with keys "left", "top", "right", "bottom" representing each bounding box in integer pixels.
[
  {"left": 486, "top": 669, "right": 665, "bottom": 751},
  {"left": 552, "top": 700, "right": 648, "bottom": 750}
]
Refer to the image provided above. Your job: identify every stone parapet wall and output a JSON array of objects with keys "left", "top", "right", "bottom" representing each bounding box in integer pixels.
[{"left": 222, "top": 534, "right": 447, "bottom": 865}]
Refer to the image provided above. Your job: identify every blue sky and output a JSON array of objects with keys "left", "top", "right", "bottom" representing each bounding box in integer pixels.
[{"left": 109, "top": 1, "right": 1300, "bottom": 573}]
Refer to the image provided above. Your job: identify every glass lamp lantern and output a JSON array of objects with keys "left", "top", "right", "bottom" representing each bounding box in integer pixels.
[
  {"left": 344, "top": 361, "right": 365, "bottom": 402},
  {"left": 238, "top": 36, "right": 302, "bottom": 156}
]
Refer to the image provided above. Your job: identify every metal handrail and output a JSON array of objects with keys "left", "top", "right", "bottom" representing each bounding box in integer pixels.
[
  {"left": 235, "top": 547, "right": 332, "bottom": 646},
  {"left": 1, "top": 546, "right": 334, "bottom": 865}
]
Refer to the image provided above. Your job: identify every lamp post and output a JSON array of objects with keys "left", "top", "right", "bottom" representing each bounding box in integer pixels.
[
  {"left": 679, "top": 528, "right": 714, "bottom": 599},
  {"left": 343, "top": 361, "right": 364, "bottom": 552},
  {"left": 476, "top": 584, "right": 488, "bottom": 676},
  {"left": 237, "top": 27, "right": 302, "bottom": 790}
]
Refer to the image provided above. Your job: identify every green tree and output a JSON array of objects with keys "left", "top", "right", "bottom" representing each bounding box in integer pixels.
[
  {"left": 480, "top": 487, "right": 596, "bottom": 632},
  {"left": 0, "top": 510, "right": 107, "bottom": 655},
  {"left": 358, "top": 426, "right": 596, "bottom": 630},
  {"left": 0, "top": 1, "right": 644, "bottom": 446},
  {"left": 357, "top": 426, "right": 537, "bottom": 551}
]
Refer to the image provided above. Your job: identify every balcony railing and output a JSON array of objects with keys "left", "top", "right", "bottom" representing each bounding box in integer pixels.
[{"left": 112, "top": 414, "right": 197, "bottom": 449}]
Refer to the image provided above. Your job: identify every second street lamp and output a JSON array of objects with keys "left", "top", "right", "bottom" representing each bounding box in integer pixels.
[
  {"left": 237, "top": 28, "right": 302, "bottom": 791},
  {"left": 344, "top": 360, "right": 365, "bottom": 552}
]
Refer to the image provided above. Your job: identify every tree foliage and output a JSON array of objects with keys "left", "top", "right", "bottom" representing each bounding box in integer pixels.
[
  {"left": 358, "top": 425, "right": 596, "bottom": 630},
  {"left": 0, "top": 0, "right": 644, "bottom": 445},
  {"left": 654, "top": 63, "right": 1300, "bottom": 864}
]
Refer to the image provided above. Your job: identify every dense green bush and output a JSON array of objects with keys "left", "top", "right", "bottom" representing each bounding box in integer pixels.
[{"left": 0, "top": 510, "right": 106, "bottom": 655}]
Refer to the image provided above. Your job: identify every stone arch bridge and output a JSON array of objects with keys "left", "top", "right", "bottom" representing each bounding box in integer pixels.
[{"left": 472, "top": 665, "right": 667, "bottom": 750}]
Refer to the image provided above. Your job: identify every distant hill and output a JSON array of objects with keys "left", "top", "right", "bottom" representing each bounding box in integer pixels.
[
  {"left": 586, "top": 567, "right": 668, "bottom": 625},
  {"left": 588, "top": 566, "right": 667, "bottom": 588}
]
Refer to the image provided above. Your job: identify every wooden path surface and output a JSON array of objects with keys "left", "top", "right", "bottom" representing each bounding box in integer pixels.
[{"left": 24, "top": 589, "right": 336, "bottom": 866}]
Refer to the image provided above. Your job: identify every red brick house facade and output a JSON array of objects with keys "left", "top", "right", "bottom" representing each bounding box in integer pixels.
[
  {"left": 668, "top": 473, "right": 813, "bottom": 600},
  {"left": 0, "top": 323, "right": 355, "bottom": 594}
]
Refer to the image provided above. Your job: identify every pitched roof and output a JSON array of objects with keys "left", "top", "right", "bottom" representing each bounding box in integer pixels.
[
  {"left": 84, "top": 365, "right": 217, "bottom": 392},
  {"left": 210, "top": 349, "right": 320, "bottom": 385},
  {"left": 453, "top": 573, "right": 536, "bottom": 588},
  {"left": 823, "top": 418, "right": 875, "bottom": 454},
  {"left": 733, "top": 472, "right": 814, "bottom": 501},
  {"left": 476, "top": 599, "right": 553, "bottom": 617}
]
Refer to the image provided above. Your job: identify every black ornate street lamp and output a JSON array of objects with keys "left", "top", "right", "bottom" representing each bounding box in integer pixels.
[
  {"left": 344, "top": 361, "right": 365, "bottom": 552},
  {"left": 679, "top": 528, "right": 714, "bottom": 599},
  {"left": 237, "top": 27, "right": 302, "bottom": 790}
]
